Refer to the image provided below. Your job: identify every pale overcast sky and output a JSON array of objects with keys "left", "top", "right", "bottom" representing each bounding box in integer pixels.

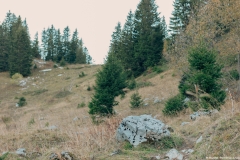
[{"left": 0, "top": 0, "right": 174, "bottom": 64}]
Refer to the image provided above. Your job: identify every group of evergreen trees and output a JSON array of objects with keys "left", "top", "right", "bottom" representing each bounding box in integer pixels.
[
  {"left": 89, "top": 0, "right": 168, "bottom": 117},
  {"left": 41, "top": 25, "right": 92, "bottom": 64},
  {"left": 108, "top": 0, "right": 168, "bottom": 77},
  {"left": 0, "top": 11, "right": 92, "bottom": 77},
  {"left": 0, "top": 11, "right": 32, "bottom": 76},
  {"left": 169, "top": 0, "right": 204, "bottom": 37}
]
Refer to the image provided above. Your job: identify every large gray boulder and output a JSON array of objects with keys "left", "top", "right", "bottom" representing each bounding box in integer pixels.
[{"left": 116, "top": 115, "right": 171, "bottom": 146}]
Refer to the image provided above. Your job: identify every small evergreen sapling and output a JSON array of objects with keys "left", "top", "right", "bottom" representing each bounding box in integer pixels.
[{"left": 130, "top": 92, "right": 143, "bottom": 109}]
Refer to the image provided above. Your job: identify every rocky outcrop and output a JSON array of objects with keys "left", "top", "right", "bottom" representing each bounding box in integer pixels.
[
  {"left": 165, "top": 149, "right": 183, "bottom": 160},
  {"left": 116, "top": 115, "right": 171, "bottom": 146},
  {"left": 190, "top": 109, "right": 218, "bottom": 120}
]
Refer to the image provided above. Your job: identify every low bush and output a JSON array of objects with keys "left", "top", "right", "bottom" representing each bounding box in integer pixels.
[
  {"left": 18, "top": 97, "right": 27, "bottom": 107},
  {"left": 87, "top": 86, "right": 91, "bottom": 91},
  {"left": 127, "top": 77, "right": 137, "bottom": 90},
  {"left": 11, "top": 73, "right": 23, "bottom": 80},
  {"left": 77, "top": 102, "right": 86, "bottom": 108},
  {"left": 55, "top": 90, "right": 71, "bottom": 98},
  {"left": 163, "top": 94, "right": 185, "bottom": 116},
  {"left": 130, "top": 92, "right": 143, "bottom": 109},
  {"left": 79, "top": 72, "right": 86, "bottom": 78},
  {"left": 229, "top": 69, "right": 239, "bottom": 81},
  {"left": 60, "top": 58, "right": 66, "bottom": 66}
]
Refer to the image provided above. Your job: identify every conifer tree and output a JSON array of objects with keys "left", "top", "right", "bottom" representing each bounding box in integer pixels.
[
  {"left": 8, "top": 16, "right": 32, "bottom": 77},
  {"left": 109, "top": 22, "right": 122, "bottom": 59},
  {"left": 41, "top": 28, "right": 48, "bottom": 60},
  {"left": 0, "top": 25, "right": 9, "bottom": 72},
  {"left": 119, "top": 10, "right": 135, "bottom": 77},
  {"left": 75, "top": 39, "right": 86, "bottom": 64},
  {"left": 84, "top": 47, "right": 92, "bottom": 64},
  {"left": 88, "top": 54, "right": 127, "bottom": 116},
  {"left": 45, "top": 25, "right": 55, "bottom": 61},
  {"left": 133, "top": 0, "right": 165, "bottom": 76},
  {"left": 31, "top": 32, "right": 41, "bottom": 58},
  {"left": 68, "top": 29, "right": 78, "bottom": 63},
  {"left": 54, "top": 29, "right": 63, "bottom": 62},
  {"left": 179, "top": 42, "right": 226, "bottom": 109},
  {"left": 62, "top": 26, "right": 71, "bottom": 62}
]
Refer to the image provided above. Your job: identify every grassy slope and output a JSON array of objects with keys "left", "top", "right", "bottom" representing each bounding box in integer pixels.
[{"left": 1, "top": 60, "right": 239, "bottom": 160}]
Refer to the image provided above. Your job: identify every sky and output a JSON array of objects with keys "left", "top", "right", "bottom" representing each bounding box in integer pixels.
[{"left": 0, "top": 0, "right": 174, "bottom": 64}]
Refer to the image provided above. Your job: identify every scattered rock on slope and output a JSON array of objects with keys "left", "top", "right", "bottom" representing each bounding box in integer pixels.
[
  {"left": 116, "top": 115, "right": 171, "bottom": 146},
  {"left": 165, "top": 149, "right": 183, "bottom": 160}
]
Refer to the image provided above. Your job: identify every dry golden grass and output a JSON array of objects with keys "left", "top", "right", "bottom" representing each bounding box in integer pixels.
[{"left": 0, "top": 60, "right": 240, "bottom": 159}]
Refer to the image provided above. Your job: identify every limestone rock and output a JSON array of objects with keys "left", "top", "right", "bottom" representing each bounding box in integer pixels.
[
  {"left": 181, "top": 122, "right": 190, "bottom": 126},
  {"left": 196, "top": 136, "right": 203, "bottom": 144},
  {"left": 116, "top": 115, "right": 170, "bottom": 146},
  {"left": 190, "top": 109, "right": 218, "bottom": 120},
  {"left": 49, "top": 153, "right": 59, "bottom": 160},
  {"left": 153, "top": 97, "right": 161, "bottom": 104},
  {"left": 165, "top": 149, "right": 183, "bottom": 160},
  {"left": 61, "top": 151, "right": 73, "bottom": 160},
  {"left": 73, "top": 117, "right": 78, "bottom": 121},
  {"left": 16, "top": 148, "right": 26, "bottom": 156},
  {"left": 40, "top": 69, "right": 52, "bottom": 72},
  {"left": 182, "top": 149, "right": 194, "bottom": 154},
  {"left": 49, "top": 125, "right": 57, "bottom": 130},
  {"left": 19, "top": 80, "right": 27, "bottom": 87}
]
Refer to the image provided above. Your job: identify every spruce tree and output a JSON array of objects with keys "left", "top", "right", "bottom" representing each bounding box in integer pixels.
[
  {"left": 31, "top": 32, "right": 41, "bottom": 58},
  {"left": 9, "top": 16, "right": 32, "bottom": 77},
  {"left": 45, "top": 25, "right": 55, "bottom": 61},
  {"left": 54, "top": 29, "right": 63, "bottom": 62},
  {"left": 41, "top": 28, "right": 48, "bottom": 60},
  {"left": 109, "top": 22, "right": 122, "bottom": 60},
  {"left": 75, "top": 39, "right": 86, "bottom": 64},
  {"left": 119, "top": 10, "right": 135, "bottom": 77},
  {"left": 0, "top": 25, "right": 9, "bottom": 72},
  {"left": 133, "top": 0, "right": 165, "bottom": 76},
  {"left": 179, "top": 42, "right": 226, "bottom": 109},
  {"left": 88, "top": 54, "right": 127, "bottom": 116},
  {"left": 68, "top": 29, "right": 78, "bottom": 63},
  {"left": 62, "top": 26, "right": 71, "bottom": 62}
]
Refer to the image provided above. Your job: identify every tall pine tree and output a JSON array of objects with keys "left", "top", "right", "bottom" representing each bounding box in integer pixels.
[
  {"left": 9, "top": 16, "right": 32, "bottom": 77},
  {"left": 31, "top": 32, "right": 41, "bottom": 58},
  {"left": 133, "top": 0, "right": 165, "bottom": 76}
]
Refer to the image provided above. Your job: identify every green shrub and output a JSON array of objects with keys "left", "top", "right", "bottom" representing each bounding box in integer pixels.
[
  {"left": 0, "top": 152, "right": 9, "bottom": 160},
  {"left": 33, "top": 64, "right": 37, "bottom": 69},
  {"left": 127, "top": 77, "right": 137, "bottom": 90},
  {"left": 153, "top": 66, "right": 164, "bottom": 73},
  {"left": 79, "top": 72, "right": 86, "bottom": 78},
  {"left": 163, "top": 94, "right": 185, "bottom": 116},
  {"left": 28, "top": 118, "right": 35, "bottom": 125},
  {"left": 87, "top": 86, "right": 91, "bottom": 91},
  {"left": 11, "top": 73, "right": 23, "bottom": 80},
  {"left": 60, "top": 58, "right": 66, "bottom": 66},
  {"left": 229, "top": 69, "right": 239, "bottom": 81},
  {"left": 123, "top": 142, "right": 133, "bottom": 150},
  {"left": 55, "top": 90, "right": 71, "bottom": 98},
  {"left": 18, "top": 97, "right": 27, "bottom": 107},
  {"left": 136, "top": 81, "right": 153, "bottom": 88},
  {"left": 77, "top": 102, "right": 86, "bottom": 108},
  {"left": 53, "top": 64, "right": 58, "bottom": 68},
  {"left": 130, "top": 92, "right": 143, "bottom": 109},
  {"left": 157, "top": 135, "right": 184, "bottom": 149}
]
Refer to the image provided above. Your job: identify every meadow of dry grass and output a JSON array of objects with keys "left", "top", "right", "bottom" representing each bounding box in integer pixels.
[{"left": 0, "top": 60, "right": 240, "bottom": 160}]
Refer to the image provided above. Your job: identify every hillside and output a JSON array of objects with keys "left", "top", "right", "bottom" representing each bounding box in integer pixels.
[
  {"left": 1, "top": 0, "right": 240, "bottom": 159},
  {"left": 0, "top": 58, "right": 239, "bottom": 160}
]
